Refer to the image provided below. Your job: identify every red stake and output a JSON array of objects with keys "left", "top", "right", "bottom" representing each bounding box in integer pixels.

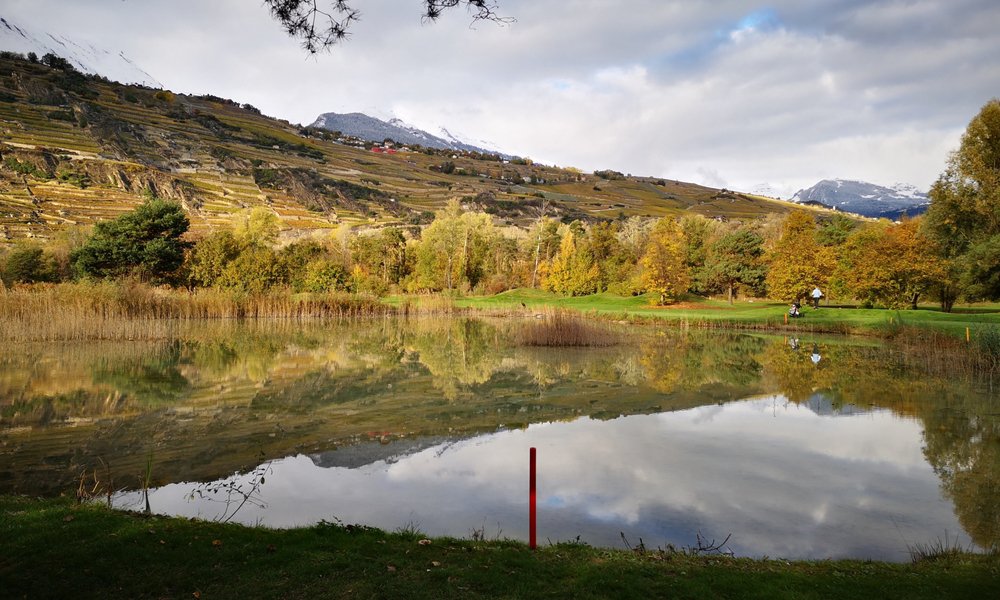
[{"left": 529, "top": 447, "right": 537, "bottom": 550}]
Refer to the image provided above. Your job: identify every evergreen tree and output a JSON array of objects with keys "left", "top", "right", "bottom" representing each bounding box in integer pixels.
[
  {"left": 704, "top": 228, "right": 767, "bottom": 304},
  {"left": 72, "top": 199, "right": 189, "bottom": 283}
]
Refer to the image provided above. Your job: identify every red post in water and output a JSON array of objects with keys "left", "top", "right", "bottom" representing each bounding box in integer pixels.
[{"left": 529, "top": 447, "right": 537, "bottom": 550}]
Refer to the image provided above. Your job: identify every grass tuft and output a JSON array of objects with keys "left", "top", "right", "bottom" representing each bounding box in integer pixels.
[{"left": 516, "top": 310, "right": 621, "bottom": 346}]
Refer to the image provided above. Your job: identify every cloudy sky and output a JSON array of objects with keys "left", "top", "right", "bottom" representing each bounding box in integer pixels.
[{"left": 3, "top": 1, "right": 999, "bottom": 197}]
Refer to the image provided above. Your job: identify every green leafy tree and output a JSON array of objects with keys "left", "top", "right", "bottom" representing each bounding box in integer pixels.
[
  {"left": 411, "top": 200, "right": 499, "bottom": 292},
  {"left": 217, "top": 247, "right": 283, "bottom": 294},
  {"left": 71, "top": 199, "right": 190, "bottom": 283},
  {"left": 704, "top": 228, "right": 767, "bottom": 304},
  {"left": 680, "top": 215, "right": 718, "bottom": 294},
  {"left": 816, "top": 213, "right": 857, "bottom": 247},
  {"left": 300, "top": 259, "right": 349, "bottom": 292}
]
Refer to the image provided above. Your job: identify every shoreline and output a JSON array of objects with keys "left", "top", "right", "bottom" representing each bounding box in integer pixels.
[{"left": 2, "top": 495, "right": 998, "bottom": 599}]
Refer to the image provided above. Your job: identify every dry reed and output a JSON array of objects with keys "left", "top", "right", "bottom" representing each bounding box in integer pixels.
[
  {"left": 889, "top": 325, "right": 1000, "bottom": 377},
  {"left": 515, "top": 310, "right": 621, "bottom": 347},
  {"left": 0, "top": 282, "right": 394, "bottom": 342}
]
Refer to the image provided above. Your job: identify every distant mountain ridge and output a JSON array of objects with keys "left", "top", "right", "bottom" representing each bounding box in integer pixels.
[
  {"left": 790, "top": 179, "right": 929, "bottom": 219},
  {"left": 0, "top": 15, "right": 160, "bottom": 87},
  {"left": 311, "top": 111, "right": 510, "bottom": 157}
]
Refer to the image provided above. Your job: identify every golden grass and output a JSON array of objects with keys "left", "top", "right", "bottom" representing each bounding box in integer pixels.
[
  {"left": 515, "top": 310, "right": 621, "bottom": 346},
  {"left": 0, "top": 281, "right": 393, "bottom": 341}
]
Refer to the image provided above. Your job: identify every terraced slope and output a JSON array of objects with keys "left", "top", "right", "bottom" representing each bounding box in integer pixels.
[{"left": 0, "top": 54, "right": 821, "bottom": 244}]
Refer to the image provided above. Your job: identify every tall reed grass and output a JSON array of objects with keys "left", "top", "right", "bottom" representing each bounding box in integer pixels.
[
  {"left": 0, "top": 281, "right": 394, "bottom": 341},
  {"left": 889, "top": 325, "right": 1000, "bottom": 377},
  {"left": 515, "top": 310, "right": 621, "bottom": 347}
]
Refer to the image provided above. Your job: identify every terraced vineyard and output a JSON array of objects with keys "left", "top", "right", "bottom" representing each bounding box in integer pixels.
[{"left": 0, "top": 54, "right": 822, "bottom": 244}]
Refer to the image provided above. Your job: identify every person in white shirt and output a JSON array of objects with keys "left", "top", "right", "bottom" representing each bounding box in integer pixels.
[{"left": 810, "top": 287, "right": 823, "bottom": 309}]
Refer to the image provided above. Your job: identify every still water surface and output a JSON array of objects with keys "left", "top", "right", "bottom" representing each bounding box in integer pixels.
[{"left": 1, "top": 318, "right": 996, "bottom": 561}]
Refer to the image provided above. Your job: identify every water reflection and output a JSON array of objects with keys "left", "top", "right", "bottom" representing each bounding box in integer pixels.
[
  {"left": 1, "top": 317, "right": 998, "bottom": 556},
  {"left": 117, "top": 397, "right": 968, "bottom": 561}
]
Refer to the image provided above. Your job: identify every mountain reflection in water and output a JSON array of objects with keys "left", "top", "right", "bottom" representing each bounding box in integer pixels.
[
  {"left": 118, "top": 396, "right": 966, "bottom": 561},
  {"left": 2, "top": 318, "right": 998, "bottom": 559}
]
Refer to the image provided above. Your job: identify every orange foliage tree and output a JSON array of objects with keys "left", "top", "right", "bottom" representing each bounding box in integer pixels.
[{"left": 834, "top": 219, "right": 945, "bottom": 308}]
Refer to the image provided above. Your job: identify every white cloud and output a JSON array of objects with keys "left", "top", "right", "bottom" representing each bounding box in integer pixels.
[{"left": 2, "top": 0, "right": 998, "bottom": 197}]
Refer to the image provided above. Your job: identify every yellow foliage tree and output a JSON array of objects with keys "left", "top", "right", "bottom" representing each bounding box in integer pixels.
[
  {"left": 639, "top": 218, "right": 689, "bottom": 305},
  {"left": 765, "top": 211, "right": 832, "bottom": 302},
  {"left": 542, "top": 230, "right": 599, "bottom": 296}
]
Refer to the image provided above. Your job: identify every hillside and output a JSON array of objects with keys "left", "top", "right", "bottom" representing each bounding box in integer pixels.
[{"left": 0, "top": 53, "right": 820, "bottom": 245}]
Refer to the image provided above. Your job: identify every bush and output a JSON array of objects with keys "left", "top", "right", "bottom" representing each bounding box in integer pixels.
[
  {"left": 2, "top": 245, "right": 55, "bottom": 285},
  {"left": 300, "top": 259, "right": 349, "bottom": 293},
  {"left": 216, "top": 247, "right": 283, "bottom": 294}
]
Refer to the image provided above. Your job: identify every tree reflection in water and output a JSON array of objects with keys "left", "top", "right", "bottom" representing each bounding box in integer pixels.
[{"left": 0, "top": 317, "right": 996, "bottom": 551}]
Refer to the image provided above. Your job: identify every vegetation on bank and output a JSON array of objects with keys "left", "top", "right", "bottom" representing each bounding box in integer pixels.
[
  {"left": 1, "top": 496, "right": 997, "bottom": 599},
  {"left": 2, "top": 94, "right": 999, "bottom": 319}
]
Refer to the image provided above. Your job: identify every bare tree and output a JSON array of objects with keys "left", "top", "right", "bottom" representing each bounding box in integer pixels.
[{"left": 263, "top": 0, "right": 512, "bottom": 53}]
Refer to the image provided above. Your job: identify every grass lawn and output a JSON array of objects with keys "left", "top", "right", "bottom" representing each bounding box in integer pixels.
[
  {"left": 451, "top": 289, "right": 1000, "bottom": 338},
  {"left": 1, "top": 496, "right": 997, "bottom": 599}
]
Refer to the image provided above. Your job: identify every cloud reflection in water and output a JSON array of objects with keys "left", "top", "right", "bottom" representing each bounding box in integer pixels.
[{"left": 125, "top": 395, "right": 969, "bottom": 561}]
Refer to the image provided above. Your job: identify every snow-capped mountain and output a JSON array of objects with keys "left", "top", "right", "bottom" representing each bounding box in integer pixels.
[
  {"left": 311, "top": 112, "right": 509, "bottom": 157},
  {"left": 748, "top": 183, "right": 790, "bottom": 199},
  {"left": 0, "top": 15, "right": 160, "bottom": 87},
  {"left": 790, "top": 179, "right": 930, "bottom": 219}
]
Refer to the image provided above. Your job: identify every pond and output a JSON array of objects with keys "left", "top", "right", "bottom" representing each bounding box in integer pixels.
[{"left": 1, "top": 317, "right": 997, "bottom": 561}]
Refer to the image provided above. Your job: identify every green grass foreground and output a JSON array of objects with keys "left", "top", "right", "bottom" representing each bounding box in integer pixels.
[
  {"left": 456, "top": 289, "right": 1000, "bottom": 338},
  {"left": 1, "top": 496, "right": 998, "bottom": 599}
]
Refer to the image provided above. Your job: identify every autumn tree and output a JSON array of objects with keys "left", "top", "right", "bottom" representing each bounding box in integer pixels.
[
  {"left": 411, "top": 199, "right": 499, "bottom": 292},
  {"left": 351, "top": 228, "right": 408, "bottom": 286},
  {"left": 924, "top": 99, "right": 1000, "bottom": 309},
  {"left": 764, "top": 211, "right": 831, "bottom": 302},
  {"left": 704, "top": 228, "right": 767, "bottom": 304},
  {"left": 586, "top": 221, "right": 631, "bottom": 292},
  {"left": 639, "top": 217, "right": 689, "bottom": 305},
  {"left": 543, "top": 229, "right": 599, "bottom": 296},
  {"left": 525, "top": 216, "right": 561, "bottom": 288},
  {"left": 187, "top": 207, "right": 286, "bottom": 293},
  {"left": 835, "top": 220, "right": 945, "bottom": 309}
]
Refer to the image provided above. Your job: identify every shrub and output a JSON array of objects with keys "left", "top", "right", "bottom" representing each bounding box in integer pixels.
[
  {"left": 2, "top": 244, "right": 55, "bottom": 285},
  {"left": 300, "top": 259, "right": 349, "bottom": 293}
]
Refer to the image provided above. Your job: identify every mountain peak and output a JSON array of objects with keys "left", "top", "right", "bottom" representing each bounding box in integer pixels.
[
  {"left": 311, "top": 111, "right": 510, "bottom": 157},
  {"left": 791, "top": 179, "right": 929, "bottom": 219},
  {"left": 0, "top": 15, "right": 160, "bottom": 87}
]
